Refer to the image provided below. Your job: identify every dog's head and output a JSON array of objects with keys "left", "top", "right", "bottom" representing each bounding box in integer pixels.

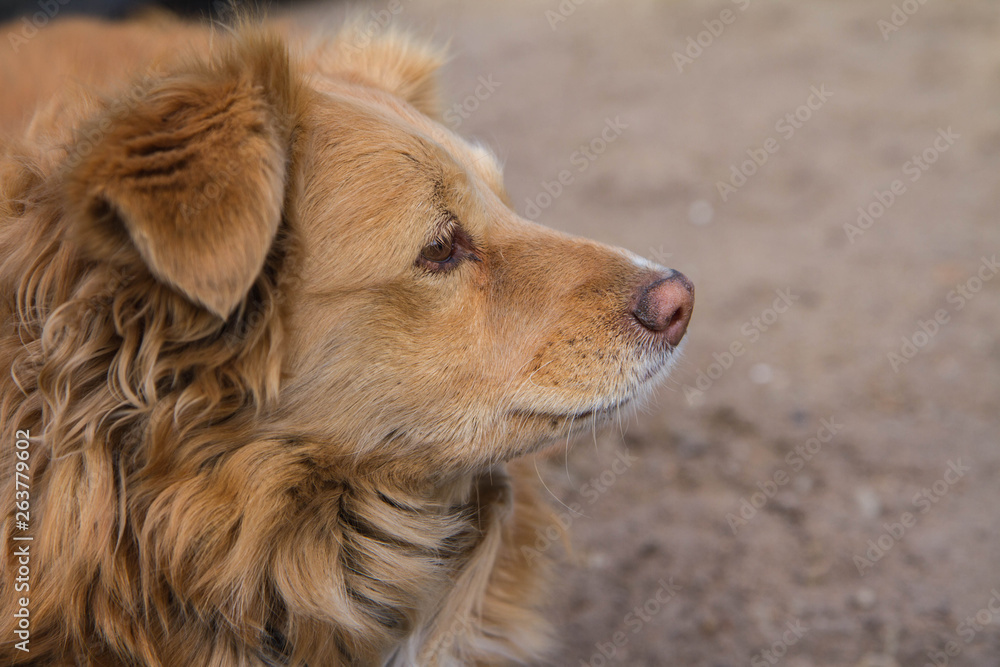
[{"left": 61, "top": 23, "right": 693, "bottom": 477}]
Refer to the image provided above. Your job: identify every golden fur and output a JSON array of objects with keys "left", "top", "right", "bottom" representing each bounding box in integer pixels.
[{"left": 0, "top": 14, "right": 690, "bottom": 666}]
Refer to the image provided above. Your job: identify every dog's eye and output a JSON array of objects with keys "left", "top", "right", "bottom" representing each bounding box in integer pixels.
[
  {"left": 416, "top": 221, "right": 478, "bottom": 273},
  {"left": 419, "top": 236, "right": 455, "bottom": 265}
]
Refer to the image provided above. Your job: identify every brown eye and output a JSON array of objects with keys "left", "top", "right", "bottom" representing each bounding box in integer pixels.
[{"left": 420, "top": 236, "right": 454, "bottom": 264}]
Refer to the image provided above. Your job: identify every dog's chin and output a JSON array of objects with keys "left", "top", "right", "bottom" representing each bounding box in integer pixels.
[{"left": 506, "top": 345, "right": 683, "bottom": 455}]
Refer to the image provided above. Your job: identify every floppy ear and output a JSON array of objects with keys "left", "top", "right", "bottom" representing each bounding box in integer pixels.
[
  {"left": 64, "top": 31, "right": 298, "bottom": 319},
  {"left": 310, "top": 23, "right": 446, "bottom": 118}
]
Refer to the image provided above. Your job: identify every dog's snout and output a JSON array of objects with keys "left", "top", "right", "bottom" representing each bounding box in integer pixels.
[{"left": 631, "top": 271, "right": 694, "bottom": 346}]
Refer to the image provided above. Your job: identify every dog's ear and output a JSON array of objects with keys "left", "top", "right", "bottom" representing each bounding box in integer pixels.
[
  {"left": 64, "top": 31, "right": 299, "bottom": 319},
  {"left": 312, "top": 24, "right": 445, "bottom": 118}
]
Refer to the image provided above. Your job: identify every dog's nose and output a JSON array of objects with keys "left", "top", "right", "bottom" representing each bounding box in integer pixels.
[{"left": 631, "top": 271, "right": 694, "bottom": 346}]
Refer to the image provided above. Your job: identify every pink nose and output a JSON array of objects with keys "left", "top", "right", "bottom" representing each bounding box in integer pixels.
[{"left": 631, "top": 271, "right": 695, "bottom": 346}]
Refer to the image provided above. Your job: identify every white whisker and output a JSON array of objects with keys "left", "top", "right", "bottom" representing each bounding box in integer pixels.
[{"left": 533, "top": 457, "right": 586, "bottom": 518}]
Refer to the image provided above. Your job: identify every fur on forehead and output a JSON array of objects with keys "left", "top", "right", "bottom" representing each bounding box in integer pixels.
[{"left": 302, "top": 18, "right": 447, "bottom": 120}]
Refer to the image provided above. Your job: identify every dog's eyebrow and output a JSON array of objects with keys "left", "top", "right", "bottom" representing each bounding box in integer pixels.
[
  {"left": 424, "top": 200, "right": 458, "bottom": 243},
  {"left": 393, "top": 148, "right": 449, "bottom": 189}
]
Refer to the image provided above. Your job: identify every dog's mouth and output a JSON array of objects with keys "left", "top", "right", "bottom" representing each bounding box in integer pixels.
[
  {"left": 508, "top": 344, "right": 681, "bottom": 428},
  {"left": 511, "top": 395, "right": 633, "bottom": 425}
]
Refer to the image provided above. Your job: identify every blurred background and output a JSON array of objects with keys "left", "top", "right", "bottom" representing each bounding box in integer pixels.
[{"left": 5, "top": 1, "right": 999, "bottom": 664}]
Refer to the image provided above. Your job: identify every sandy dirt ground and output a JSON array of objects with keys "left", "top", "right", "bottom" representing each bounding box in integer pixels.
[{"left": 283, "top": 1, "right": 1000, "bottom": 664}]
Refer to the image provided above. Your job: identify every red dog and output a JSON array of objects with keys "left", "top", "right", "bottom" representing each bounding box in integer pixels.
[{"left": 0, "top": 15, "right": 693, "bottom": 665}]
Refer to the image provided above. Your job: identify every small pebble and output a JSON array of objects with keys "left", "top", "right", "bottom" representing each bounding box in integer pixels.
[
  {"left": 749, "top": 363, "right": 773, "bottom": 384},
  {"left": 793, "top": 475, "right": 814, "bottom": 494},
  {"left": 587, "top": 552, "right": 609, "bottom": 569},
  {"left": 855, "top": 486, "right": 882, "bottom": 520},
  {"left": 853, "top": 587, "right": 877, "bottom": 610},
  {"left": 688, "top": 199, "right": 714, "bottom": 226}
]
